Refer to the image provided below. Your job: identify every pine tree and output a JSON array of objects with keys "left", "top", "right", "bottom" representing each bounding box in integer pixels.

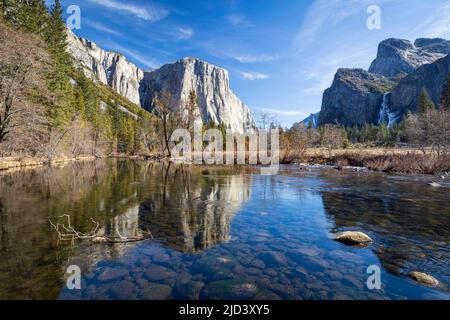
[
  {"left": 0, "top": 0, "right": 5, "bottom": 20},
  {"left": 28, "top": 0, "right": 48, "bottom": 34},
  {"left": 76, "top": 74, "right": 100, "bottom": 126},
  {"left": 5, "top": 0, "right": 48, "bottom": 34},
  {"left": 1, "top": 0, "right": 162, "bottom": 156},
  {"left": 377, "top": 123, "right": 389, "bottom": 144},
  {"left": 74, "top": 87, "right": 86, "bottom": 115},
  {"left": 45, "top": 0, "right": 69, "bottom": 61},
  {"left": 2, "top": 0, "right": 21, "bottom": 25},
  {"left": 440, "top": 73, "right": 450, "bottom": 111},
  {"left": 42, "top": 0, "right": 79, "bottom": 127},
  {"left": 418, "top": 87, "right": 436, "bottom": 114}
]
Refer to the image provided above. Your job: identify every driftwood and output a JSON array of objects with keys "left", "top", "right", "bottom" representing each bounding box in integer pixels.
[{"left": 49, "top": 214, "right": 153, "bottom": 245}]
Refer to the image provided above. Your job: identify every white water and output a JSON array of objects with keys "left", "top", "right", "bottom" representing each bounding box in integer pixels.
[{"left": 377, "top": 93, "right": 400, "bottom": 128}]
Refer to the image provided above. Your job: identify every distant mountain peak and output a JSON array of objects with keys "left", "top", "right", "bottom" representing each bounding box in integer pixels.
[
  {"left": 414, "top": 38, "right": 450, "bottom": 54},
  {"left": 295, "top": 113, "right": 319, "bottom": 129},
  {"left": 369, "top": 37, "right": 450, "bottom": 77}
]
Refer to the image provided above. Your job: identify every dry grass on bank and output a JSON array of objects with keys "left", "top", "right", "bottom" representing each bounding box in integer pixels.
[{"left": 297, "top": 148, "right": 450, "bottom": 174}]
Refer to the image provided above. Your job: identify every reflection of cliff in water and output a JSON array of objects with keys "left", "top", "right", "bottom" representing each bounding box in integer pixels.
[
  {"left": 0, "top": 160, "right": 251, "bottom": 298},
  {"left": 0, "top": 160, "right": 157, "bottom": 299},
  {"left": 320, "top": 174, "right": 450, "bottom": 285},
  {"left": 138, "top": 163, "right": 252, "bottom": 253}
]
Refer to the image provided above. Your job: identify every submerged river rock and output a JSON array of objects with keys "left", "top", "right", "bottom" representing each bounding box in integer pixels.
[
  {"left": 334, "top": 231, "right": 373, "bottom": 247},
  {"left": 408, "top": 272, "right": 439, "bottom": 287}
]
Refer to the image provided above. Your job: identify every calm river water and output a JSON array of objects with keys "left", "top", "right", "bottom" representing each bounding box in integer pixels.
[{"left": 0, "top": 160, "right": 448, "bottom": 299}]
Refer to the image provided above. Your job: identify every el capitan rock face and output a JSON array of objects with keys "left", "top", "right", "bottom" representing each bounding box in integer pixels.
[
  {"left": 66, "top": 31, "right": 255, "bottom": 133},
  {"left": 66, "top": 29, "right": 144, "bottom": 105},
  {"left": 140, "top": 57, "right": 255, "bottom": 133}
]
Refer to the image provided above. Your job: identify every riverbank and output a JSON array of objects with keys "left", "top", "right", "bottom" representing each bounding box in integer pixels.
[
  {"left": 0, "top": 155, "right": 98, "bottom": 172},
  {"left": 1, "top": 147, "right": 449, "bottom": 176},
  {"left": 296, "top": 148, "right": 450, "bottom": 175}
]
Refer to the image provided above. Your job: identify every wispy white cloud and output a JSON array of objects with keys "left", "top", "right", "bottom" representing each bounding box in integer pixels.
[
  {"left": 89, "top": 0, "right": 168, "bottom": 21},
  {"left": 301, "top": 72, "right": 335, "bottom": 95},
  {"left": 177, "top": 27, "right": 194, "bottom": 40},
  {"left": 257, "top": 108, "right": 306, "bottom": 116},
  {"left": 85, "top": 21, "right": 122, "bottom": 37},
  {"left": 300, "top": 47, "right": 374, "bottom": 96},
  {"left": 233, "top": 54, "right": 280, "bottom": 63},
  {"left": 240, "top": 71, "right": 270, "bottom": 80},
  {"left": 294, "top": 0, "right": 391, "bottom": 53},
  {"left": 227, "top": 14, "right": 253, "bottom": 27},
  {"left": 107, "top": 41, "right": 159, "bottom": 69},
  {"left": 417, "top": 3, "right": 450, "bottom": 38}
]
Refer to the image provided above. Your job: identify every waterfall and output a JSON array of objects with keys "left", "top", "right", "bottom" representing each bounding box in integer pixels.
[
  {"left": 377, "top": 93, "right": 399, "bottom": 128},
  {"left": 378, "top": 93, "right": 389, "bottom": 125}
]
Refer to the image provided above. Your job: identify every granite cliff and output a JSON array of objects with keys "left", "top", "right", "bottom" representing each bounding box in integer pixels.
[
  {"left": 67, "top": 30, "right": 255, "bottom": 133},
  {"left": 317, "top": 37, "right": 450, "bottom": 127},
  {"left": 317, "top": 69, "right": 396, "bottom": 126}
]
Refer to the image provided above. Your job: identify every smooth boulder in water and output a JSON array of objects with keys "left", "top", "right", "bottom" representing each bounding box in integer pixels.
[
  {"left": 408, "top": 272, "right": 439, "bottom": 287},
  {"left": 334, "top": 231, "right": 373, "bottom": 246}
]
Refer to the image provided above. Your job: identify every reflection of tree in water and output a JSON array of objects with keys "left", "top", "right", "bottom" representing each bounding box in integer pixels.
[
  {"left": 139, "top": 163, "right": 252, "bottom": 253},
  {"left": 0, "top": 160, "right": 151, "bottom": 299},
  {"left": 0, "top": 160, "right": 251, "bottom": 298},
  {"left": 320, "top": 175, "right": 450, "bottom": 287}
]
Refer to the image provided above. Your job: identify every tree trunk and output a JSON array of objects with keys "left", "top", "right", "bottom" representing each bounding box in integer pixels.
[{"left": 163, "top": 115, "right": 171, "bottom": 157}]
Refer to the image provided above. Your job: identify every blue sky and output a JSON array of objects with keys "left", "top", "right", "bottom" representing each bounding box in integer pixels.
[{"left": 56, "top": 0, "right": 450, "bottom": 127}]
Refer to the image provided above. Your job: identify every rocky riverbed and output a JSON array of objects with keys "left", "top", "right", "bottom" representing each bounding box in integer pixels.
[{"left": 0, "top": 160, "right": 448, "bottom": 300}]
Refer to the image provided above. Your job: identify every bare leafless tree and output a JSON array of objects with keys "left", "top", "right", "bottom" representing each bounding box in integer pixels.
[
  {"left": 321, "top": 125, "right": 345, "bottom": 158},
  {"left": 67, "top": 116, "right": 96, "bottom": 157},
  {"left": 0, "top": 52, "right": 33, "bottom": 144},
  {"left": 137, "top": 115, "right": 158, "bottom": 155},
  {"left": 257, "top": 111, "right": 272, "bottom": 130},
  {"left": 185, "top": 89, "right": 199, "bottom": 133},
  {"left": 153, "top": 90, "right": 177, "bottom": 157},
  {"left": 0, "top": 23, "right": 49, "bottom": 156},
  {"left": 280, "top": 123, "right": 309, "bottom": 163},
  {"left": 402, "top": 113, "right": 427, "bottom": 154},
  {"left": 403, "top": 109, "right": 450, "bottom": 155},
  {"left": 429, "top": 109, "right": 450, "bottom": 155}
]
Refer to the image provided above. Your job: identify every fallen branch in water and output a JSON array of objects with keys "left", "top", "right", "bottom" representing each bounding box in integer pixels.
[{"left": 49, "top": 214, "right": 152, "bottom": 245}]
